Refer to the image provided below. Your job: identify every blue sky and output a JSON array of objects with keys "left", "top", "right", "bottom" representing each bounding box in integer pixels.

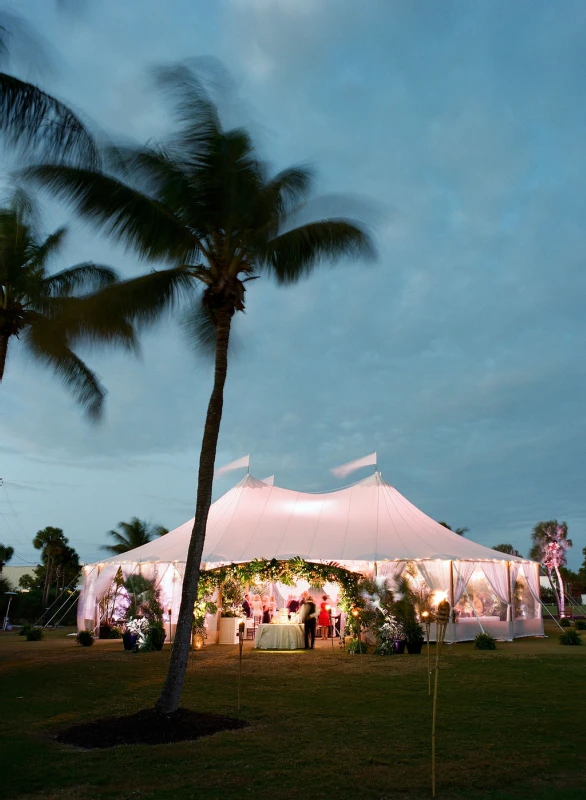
[{"left": 1, "top": 0, "right": 585, "bottom": 570}]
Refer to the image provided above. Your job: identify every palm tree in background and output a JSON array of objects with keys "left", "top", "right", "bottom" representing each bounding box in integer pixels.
[
  {"left": 492, "top": 543, "right": 521, "bottom": 557},
  {"left": 26, "top": 64, "right": 374, "bottom": 712},
  {"left": 438, "top": 521, "right": 469, "bottom": 537},
  {"left": 32, "top": 525, "right": 74, "bottom": 607},
  {"left": 0, "top": 543, "right": 14, "bottom": 572},
  {"left": 531, "top": 520, "right": 572, "bottom": 615},
  {"left": 101, "top": 518, "right": 168, "bottom": 556},
  {"left": 0, "top": 187, "right": 131, "bottom": 418}
]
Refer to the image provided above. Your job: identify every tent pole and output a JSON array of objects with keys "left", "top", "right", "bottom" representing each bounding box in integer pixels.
[
  {"left": 507, "top": 561, "right": 513, "bottom": 639},
  {"left": 448, "top": 562, "right": 455, "bottom": 642}
]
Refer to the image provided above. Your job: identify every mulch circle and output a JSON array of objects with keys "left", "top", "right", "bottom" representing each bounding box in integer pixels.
[{"left": 56, "top": 707, "right": 249, "bottom": 749}]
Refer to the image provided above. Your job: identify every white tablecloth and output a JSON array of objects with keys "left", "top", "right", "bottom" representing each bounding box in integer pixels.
[{"left": 254, "top": 623, "right": 304, "bottom": 650}]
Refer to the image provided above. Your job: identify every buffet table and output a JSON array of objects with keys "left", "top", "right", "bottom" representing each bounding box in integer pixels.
[{"left": 254, "top": 623, "right": 304, "bottom": 650}]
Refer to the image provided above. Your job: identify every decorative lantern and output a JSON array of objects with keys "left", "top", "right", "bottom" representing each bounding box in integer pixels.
[{"left": 192, "top": 632, "right": 204, "bottom": 650}]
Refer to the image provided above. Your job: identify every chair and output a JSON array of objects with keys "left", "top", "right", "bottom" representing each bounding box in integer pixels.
[{"left": 245, "top": 617, "right": 256, "bottom": 640}]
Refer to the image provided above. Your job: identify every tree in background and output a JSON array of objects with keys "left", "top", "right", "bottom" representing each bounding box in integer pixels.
[
  {"left": 530, "top": 521, "right": 572, "bottom": 616},
  {"left": 0, "top": 543, "right": 14, "bottom": 572},
  {"left": 438, "top": 522, "right": 469, "bottom": 536},
  {"left": 27, "top": 63, "right": 374, "bottom": 713},
  {"left": 492, "top": 544, "right": 522, "bottom": 557},
  {"left": 32, "top": 526, "right": 80, "bottom": 607},
  {"left": 101, "top": 518, "right": 168, "bottom": 556}
]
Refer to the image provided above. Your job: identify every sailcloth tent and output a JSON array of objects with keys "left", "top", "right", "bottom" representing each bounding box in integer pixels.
[{"left": 78, "top": 473, "right": 543, "bottom": 641}]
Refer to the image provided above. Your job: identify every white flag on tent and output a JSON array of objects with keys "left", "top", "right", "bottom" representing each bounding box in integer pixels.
[
  {"left": 331, "top": 452, "right": 377, "bottom": 479},
  {"left": 214, "top": 454, "right": 250, "bottom": 479},
  {"left": 261, "top": 475, "right": 275, "bottom": 486}
]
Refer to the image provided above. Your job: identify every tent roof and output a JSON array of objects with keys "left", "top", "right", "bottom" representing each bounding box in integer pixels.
[{"left": 97, "top": 472, "right": 529, "bottom": 566}]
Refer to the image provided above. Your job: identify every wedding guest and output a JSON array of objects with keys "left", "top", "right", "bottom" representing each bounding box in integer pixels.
[
  {"left": 287, "top": 595, "right": 300, "bottom": 616},
  {"left": 318, "top": 594, "right": 331, "bottom": 640},
  {"left": 269, "top": 595, "right": 277, "bottom": 618},
  {"left": 302, "top": 596, "right": 317, "bottom": 649},
  {"left": 262, "top": 595, "right": 271, "bottom": 624},
  {"left": 252, "top": 594, "right": 263, "bottom": 620},
  {"left": 242, "top": 593, "right": 252, "bottom": 618}
]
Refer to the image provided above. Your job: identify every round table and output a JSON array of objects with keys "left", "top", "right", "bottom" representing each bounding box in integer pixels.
[{"left": 254, "top": 623, "right": 304, "bottom": 650}]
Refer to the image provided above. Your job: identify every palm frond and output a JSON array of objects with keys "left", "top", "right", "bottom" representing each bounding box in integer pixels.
[
  {"left": 23, "top": 164, "right": 194, "bottom": 262},
  {"left": 0, "top": 73, "right": 98, "bottom": 166},
  {"left": 24, "top": 318, "right": 106, "bottom": 420},
  {"left": 259, "top": 219, "right": 375, "bottom": 284},
  {"left": 183, "top": 297, "right": 217, "bottom": 357},
  {"left": 26, "top": 226, "right": 67, "bottom": 271},
  {"left": 43, "top": 263, "right": 119, "bottom": 296}
]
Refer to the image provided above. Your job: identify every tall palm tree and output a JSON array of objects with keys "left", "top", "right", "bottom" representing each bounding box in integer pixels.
[
  {"left": 0, "top": 187, "right": 130, "bottom": 417},
  {"left": 101, "top": 518, "right": 168, "bottom": 556},
  {"left": 26, "top": 64, "right": 374, "bottom": 712},
  {"left": 32, "top": 525, "right": 67, "bottom": 607},
  {"left": 0, "top": 543, "right": 14, "bottom": 572},
  {"left": 531, "top": 520, "right": 572, "bottom": 615},
  {"left": 438, "top": 521, "right": 469, "bottom": 537}
]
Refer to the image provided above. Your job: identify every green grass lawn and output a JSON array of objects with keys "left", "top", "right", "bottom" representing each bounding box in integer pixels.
[{"left": 1, "top": 621, "right": 585, "bottom": 800}]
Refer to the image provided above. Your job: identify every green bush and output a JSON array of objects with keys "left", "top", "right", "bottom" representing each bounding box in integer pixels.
[
  {"left": 19, "top": 622, "right": 33, "bottom": 637},
  {"left": 347, "top": 638, "right": 367, "bottom": 654},
  {"left": 559, "top": 629, "right": 582, "bottom": 646},
  {"left": 473, "top": 632, "right": 497, "bottom": 650},
  {"left": 574, "top": 619, "right": 586, "bottom": 630},
  {"left": 142, "top": 623, "right": 166, "bottom": 652},
  {"left": 76, "top": 630, "right": 94, "bottom": 647},
  {"left": 26, "top": 627, "right": 43, "bottom": 641},
  {"left": 108, "top": 626, "right": 123, "bottom": 639},
  {"left": 559, "top": 617, "right": 571, "bottom": 627}
]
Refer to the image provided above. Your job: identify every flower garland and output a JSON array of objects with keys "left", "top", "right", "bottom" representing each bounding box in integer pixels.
[{"left": 198, "top": 557, "right": 362, "bottom": 609}]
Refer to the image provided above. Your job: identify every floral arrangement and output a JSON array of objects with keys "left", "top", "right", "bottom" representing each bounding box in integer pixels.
[{"left": 125, "top": 617, "right": 150, "bottom": 647}]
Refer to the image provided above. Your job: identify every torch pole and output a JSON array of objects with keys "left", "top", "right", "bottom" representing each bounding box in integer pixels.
[
  {"left": 432, "top": 600, "right": 450, "bottom": 799},
  {"left": 237, "top": 621, "right": 245, "bottom": 712}
]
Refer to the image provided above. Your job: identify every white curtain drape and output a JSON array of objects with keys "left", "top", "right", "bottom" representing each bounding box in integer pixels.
[
  {"left": 76, "top": 565, "right": 98, "bottom": 630},
  {"left": 481, "top": 562, "right": 511, "bottom": 605},
  {"left": 94, "top": 565, "right": 119, "bottom": 602},
  {"left": 418, "top": 561, "right": 451, "bottom": 593},
  {"left": 376, "top": 560, "right": 405, "bottom": 588},
  {"left": 452, "top": 561, "right": 476, "bottom": 605},
  {"left": 522, "top": 563, "right": 541, "bottom": 603}
]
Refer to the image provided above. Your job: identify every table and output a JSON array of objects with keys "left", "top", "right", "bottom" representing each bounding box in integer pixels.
[{"left": 254, "top": 623, "right": 304, "bottom": 650}]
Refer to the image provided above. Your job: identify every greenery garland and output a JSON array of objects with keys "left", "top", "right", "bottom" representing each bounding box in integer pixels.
[{"left": 198, "top": 557, "right": 362, "bottom": 610}]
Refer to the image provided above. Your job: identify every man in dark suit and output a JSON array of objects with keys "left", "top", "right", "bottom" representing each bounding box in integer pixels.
[
  {"left": 302, "top": 596, "right": 317, "bottom": 649},
  {"left": 242, "top": 593, "right": 252, "bottom": 618}
]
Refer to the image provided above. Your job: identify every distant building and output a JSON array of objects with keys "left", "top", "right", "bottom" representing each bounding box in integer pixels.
[{"left": 2, "top": 565, "right": 38, "bottom": 590}]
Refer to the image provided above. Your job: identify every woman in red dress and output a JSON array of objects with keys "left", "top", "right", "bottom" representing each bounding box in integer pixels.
[{"left": 318, "top": 595, "right": 331, "bottom": 640}]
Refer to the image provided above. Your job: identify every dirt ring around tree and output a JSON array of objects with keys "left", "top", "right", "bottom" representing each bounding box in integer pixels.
[{"left": 55, "top": 707, "right": 249, "bottom": 749}]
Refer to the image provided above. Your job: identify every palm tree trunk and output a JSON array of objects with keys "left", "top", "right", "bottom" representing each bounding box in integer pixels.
[
  {"left": 0, "top": 333, "right": 8, "bottom": 381},
  {"left": 42, "top": 556, "right": 52, "bottom": 610},
  {"left": 155, "top": 307, "right": 233, "bottom": 714},
  {"left": 554, "top": 565, "right": 565, "bottom": 616}
]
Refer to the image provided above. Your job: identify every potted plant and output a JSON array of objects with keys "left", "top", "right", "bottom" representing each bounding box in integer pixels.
[
  {"left": 123, "top": 617, "right": 148, "bottom": 650},
  {"left": 143, "top": 621, "right": 166, "bottom": 651},
  {"left": 219, "top": 610, "right": 242, "bottom": 644},
  {"left": 404, "top": 621, "right": 424, "bottom": 654}
]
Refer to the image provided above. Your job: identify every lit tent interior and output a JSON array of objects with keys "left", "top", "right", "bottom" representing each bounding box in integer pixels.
[{"left": 77, "top": 472, "right": 543, "bottom": 642}]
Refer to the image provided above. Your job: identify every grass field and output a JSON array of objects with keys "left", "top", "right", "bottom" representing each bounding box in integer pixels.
[{"left": 1, "top": 621, "right": 585, "bottom": 800}]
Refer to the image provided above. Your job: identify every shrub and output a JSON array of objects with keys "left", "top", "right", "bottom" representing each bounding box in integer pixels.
[
  {"left": 374, "top": 639, "right": 396, "bottom": 656},
  {"left": 473, "top": 632, "right": 497, "bottom": 650},
  {"left": 76, "top": 630, "right": 94, "bottom": 647},
  {"left": 26, "top": 626, "right": 43, "bottom": 641},
  {"left": 347, "top": 638, "right": 368, "bottom": 654},
  {"left": 142, "top": 623, "right": 166, "bottom": 652},
  {"left": 559, "top": 629, "right": 582, "bottom": 646},
  {"left": 19, "top": 622, "right": 33, "bottom": 637},
  {"left": 559, "top": 617, "right": 571, "bottom": 627},
  {"left": 574, "top": 619, "right": 586, "bottom": 631},
  {"left": 108, "top": 626, "right": 123, "bottom": 639}
]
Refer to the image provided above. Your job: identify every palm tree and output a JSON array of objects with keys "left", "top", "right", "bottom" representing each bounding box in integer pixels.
[
  {"left": 531, "top": 520, "right": 572, "bottom": 616},
  {"left": 32, "top": 526, "right": 67, "bottom": 607},
  {"left": 492, "top": 543, "right": 521, "bottom": 557},
  {"left": 0, "top": 543, "right": 14, "bottom": 572},
  {"left": 0, "top": 8, "right": 98, "bottom": 165},
  {"left": 438, "top": 522, "right": 469, "bottom": 537},
  {"left": 26, "top": 64, "right": 374, "bottom": 712},
  {"left": 0, "top": 187, "right": 131, "bottom": 417},
  {"left": 101, "top": 518, "right": 168, "bottom": 556}
]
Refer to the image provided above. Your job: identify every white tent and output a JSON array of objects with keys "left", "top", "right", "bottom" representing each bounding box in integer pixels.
[{"left": 78, "top": 473, "right": 543, "bottom": 641}]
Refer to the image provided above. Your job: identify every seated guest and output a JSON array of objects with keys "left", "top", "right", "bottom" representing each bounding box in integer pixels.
[{"left": 242, "top": 593, "right": 252, "bottom": 618}]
